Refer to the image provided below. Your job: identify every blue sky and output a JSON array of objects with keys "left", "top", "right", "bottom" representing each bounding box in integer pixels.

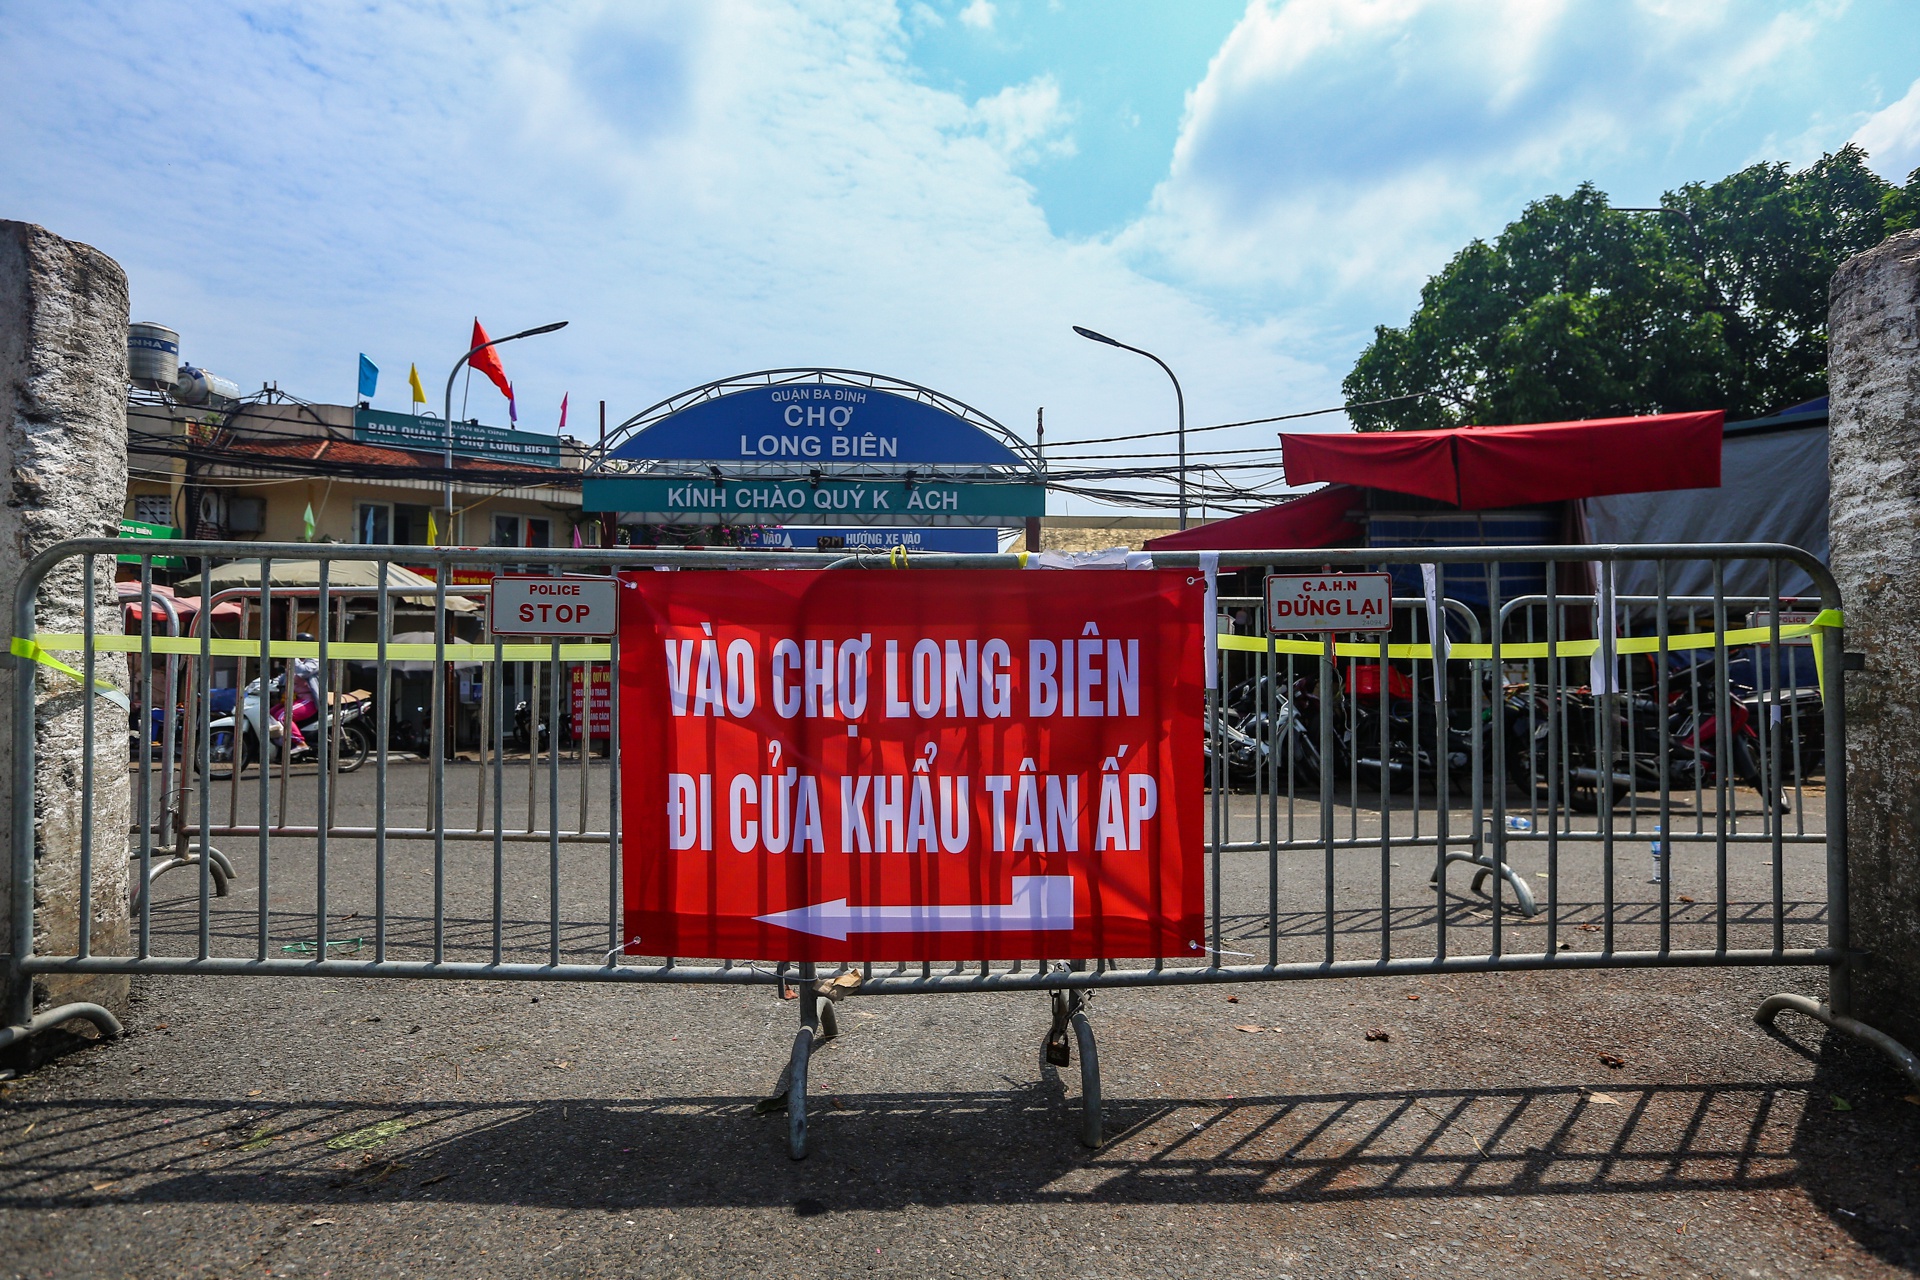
[{"left": 4, "top": 0, "right": 1919, "bottom": 514}]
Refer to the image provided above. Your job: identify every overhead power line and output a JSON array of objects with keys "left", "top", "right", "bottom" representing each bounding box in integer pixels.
[{"left": 1042, "top": 392, "right": 1441, "bottom": 449}]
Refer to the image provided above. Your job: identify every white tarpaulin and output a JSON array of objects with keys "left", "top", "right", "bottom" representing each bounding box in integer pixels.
[{"left": 1580, "top": 423, "right": 1827, "bottom": 600}]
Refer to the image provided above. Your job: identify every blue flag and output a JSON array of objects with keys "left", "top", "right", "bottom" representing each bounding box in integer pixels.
[{"left": 357, "top": 354, "right": 379, "bottom": 399}]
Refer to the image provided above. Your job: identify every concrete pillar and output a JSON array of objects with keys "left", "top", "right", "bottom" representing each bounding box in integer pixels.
[
  {"left": 0, "top": 221, "right": 133, "bottom": 1026},
  {"left": 1827, "top": 229, "right": 1920, "bottom": 1048}
]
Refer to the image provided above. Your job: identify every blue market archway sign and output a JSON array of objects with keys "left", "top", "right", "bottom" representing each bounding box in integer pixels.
[{"left": 585, "top": 369, "right": 1045, "bottom": 526}]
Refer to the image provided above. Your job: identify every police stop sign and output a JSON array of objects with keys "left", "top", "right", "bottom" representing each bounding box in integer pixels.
[
  {"left": 490, "top": 575, "right": 617, "bottom": 635},
  {"left": 617, "top": 569, "right": 1205, "bottom": 963}
]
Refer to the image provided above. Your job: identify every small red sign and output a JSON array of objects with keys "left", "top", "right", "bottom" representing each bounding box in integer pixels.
[
  {"left": 571, "top": 665, "right": 612, "bottom": 738},
  {"left": 618, "top": 569, "right": 1205, "bottom": 962},
  {"left": 406, "top": 566, "right": 496, "bottom": 588}
]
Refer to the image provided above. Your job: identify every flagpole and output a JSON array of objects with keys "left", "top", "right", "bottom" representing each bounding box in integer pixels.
[{"left": 442, "top": 321, "right": 568, "bottom": 546}]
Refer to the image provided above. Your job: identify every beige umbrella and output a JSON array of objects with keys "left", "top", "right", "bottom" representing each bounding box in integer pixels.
[{"left": 172, "top": 560, "right": 481, "bottom": 612}]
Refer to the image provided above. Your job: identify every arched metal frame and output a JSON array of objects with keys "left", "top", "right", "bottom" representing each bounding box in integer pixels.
[{"left": 591, "top": 368, "right": 1045, "bottom": 481}]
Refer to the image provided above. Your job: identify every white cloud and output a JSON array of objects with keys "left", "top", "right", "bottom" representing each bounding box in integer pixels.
[
  {"left": 0, "top": 0, "right": 1330, "bottom": 515},
  {"left": 1118, "top": 0, "right": 1822, "bottom": 316},
  {"left": 958, "top": 0, "right": 996, "bottom": 31},
  {"left": 972, "top": 75, "right": 1076, "bottom": 166},
  {"left": 1853, "top": 76, "right": 1920, "bottom": 181}
]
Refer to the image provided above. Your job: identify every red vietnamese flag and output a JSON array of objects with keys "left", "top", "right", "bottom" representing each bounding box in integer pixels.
[{"left": 468, "top": 319, "right": 513, "bottom": 401}]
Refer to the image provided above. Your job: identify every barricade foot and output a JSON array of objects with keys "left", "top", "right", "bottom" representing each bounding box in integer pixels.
[
  {"left": 1755, "top": 993, "right": 1920, "bottom": 1090},
  {"left": 1044, "top": 990, "right": 1102, "bottom": 1147},
  {"left": 0, "top": 1002, "right": 124, "bottom": 1052},
  {"left": 787, "top": 1025, "right": 813, "bottom": 1160},
  {"left": 1440, "top": 853, "right": 1538, "bottom": 917},
  {"left": 135, "top": 844, "right": 232, "bottom": 909},
  {"left": 1071, "top": 1008, "right": 1102, "bottom": 1149}
]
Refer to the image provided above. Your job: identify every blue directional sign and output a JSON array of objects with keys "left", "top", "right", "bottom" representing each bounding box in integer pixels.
[
  {"left": 741, "top": 526, "right": 1000, "bottom": 552},
  {"left": 610, "top": 385, "right": 1029, "bottom": 468}
]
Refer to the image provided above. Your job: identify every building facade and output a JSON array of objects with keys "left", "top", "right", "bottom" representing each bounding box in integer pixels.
[{"left": 125, "top": 394, "right": 589, "bottom": 564}]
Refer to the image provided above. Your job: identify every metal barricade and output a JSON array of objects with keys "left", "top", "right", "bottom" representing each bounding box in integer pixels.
[{"left": 4, "top": 538, "right": 1915, "bottom": 1161}]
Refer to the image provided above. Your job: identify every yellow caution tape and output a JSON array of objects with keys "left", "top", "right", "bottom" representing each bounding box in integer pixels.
[
  {"left": 1218, "top": 610, "right": 1846, "bottom": 701},
  {"left": 1216, "top": 616, "right": 1840, "bottom": 663},
  {"left": 9, "top": 637, "right": 131, "bottom": 711},
  {"left": 11, "top": 608, "right": 1850, "bottom": 696},
  {"left": 16, "top": 636, "right": 612, "bottom": 663},
  {"left": 1806, "top": 608, "right": 1842, "bottom": 701}
]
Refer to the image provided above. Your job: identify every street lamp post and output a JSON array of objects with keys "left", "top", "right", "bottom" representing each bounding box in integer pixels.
[
  {"left": 441, "top": 321, "right": 569, "bottom": 545},
  {"left": 1072, "top": 325, "right": 1188, "bottom": 529}
]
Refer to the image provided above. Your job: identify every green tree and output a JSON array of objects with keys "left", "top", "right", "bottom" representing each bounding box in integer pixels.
[{"left": 1343, "top": 145, "right": 1920, "bottom": 430}]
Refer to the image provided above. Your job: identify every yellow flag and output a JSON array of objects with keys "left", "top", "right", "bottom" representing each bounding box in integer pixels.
[
  {"left": 427, "top": 509, "right": 438, "bottom": 547},
  {"left": 408, "top": 363, "right": 427, "bottom": 405}
]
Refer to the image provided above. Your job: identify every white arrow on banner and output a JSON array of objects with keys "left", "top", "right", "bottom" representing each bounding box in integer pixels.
[{"left": 753, "top": 875, "right": 1076, "bottom": 941}]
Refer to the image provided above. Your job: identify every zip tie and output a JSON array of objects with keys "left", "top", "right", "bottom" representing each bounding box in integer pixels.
[
  {"left": 889, "top": 544, "right": 908, "bottom": 569},
  {"left": 9, "top": 637, "right": 130, "bottom": 712},
  {"left": 1188, "top": 941, "right": 1258, "bottom": 959}
]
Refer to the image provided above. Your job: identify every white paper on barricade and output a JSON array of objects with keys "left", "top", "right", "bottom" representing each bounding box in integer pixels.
[
  {"left": 1420, "top": 564, "right": 1449, "bottom": 700},
  {"left": 1590, "top": 561, "right": 1619, "bottom": 694},
  {"left": 1025, "top": 547, "right": 1155, "bottom": 570},
  {"left": 1199, "top": 550, "right": 1220, "bottom": 691}
]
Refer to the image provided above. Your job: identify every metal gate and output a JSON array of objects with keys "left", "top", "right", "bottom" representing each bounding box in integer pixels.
[{"left": 5, "top": 538, "right": 1915, "bottom": 1161}]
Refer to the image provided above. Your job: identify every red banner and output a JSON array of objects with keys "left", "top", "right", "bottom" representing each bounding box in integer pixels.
[{"left": 618, "top": 569, "right": 1204, "bottom": 962}]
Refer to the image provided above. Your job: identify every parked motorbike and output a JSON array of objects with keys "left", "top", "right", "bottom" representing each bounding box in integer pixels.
[
  {"left": 1504, "top": 654, "right": 1787, "bottom": 813},
  {"left": 1209, "top": 673, "right": 1317, "bottom": 788},
  {"left": 511, "top": 698, "right": 572, "bottom": 754},
  {"left": 1221, "top": 664, "right": 1480, "bottom": 794},
  {"left": 201, "top": 673, "right": 373, "bottom": 773}
]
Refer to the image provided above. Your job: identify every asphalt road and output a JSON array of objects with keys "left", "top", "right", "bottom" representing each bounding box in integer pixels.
[{"left": 2, "top": 759, "right": 1914, "bottom": 1279}]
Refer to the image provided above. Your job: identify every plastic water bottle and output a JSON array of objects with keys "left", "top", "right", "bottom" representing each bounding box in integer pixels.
[
  {"left": 1650, "top": 824, "right": 1669, "bottom": 885},
  {"left": 1505, "top": 816, "right": 1532, "bottom": 834}
]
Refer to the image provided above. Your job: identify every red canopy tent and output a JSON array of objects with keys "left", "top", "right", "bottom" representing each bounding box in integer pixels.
[
  {"left": 1147, "top": 410, "right": 1723, "bottom": 551},
  {"left": 1146, "top": 482, "right": 1361, "bottom": 551},
  {"left": 1280, "top": 410, "right": 1722, "bottom": 508}
]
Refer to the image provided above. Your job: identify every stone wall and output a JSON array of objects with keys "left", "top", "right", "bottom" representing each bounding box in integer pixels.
[
  {"left": 0, "top": 221, "right": 133, "bottom": 1020},
  {"left": 1827, "top": 228, "right": 1920, "bottom": 1047}
]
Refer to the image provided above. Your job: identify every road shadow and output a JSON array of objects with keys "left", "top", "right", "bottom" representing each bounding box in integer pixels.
[{"left": 3, "top": 1051, "right": 1911, "bottom": 1266}]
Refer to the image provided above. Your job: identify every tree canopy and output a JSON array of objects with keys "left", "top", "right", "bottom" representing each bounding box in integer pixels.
[{"left": 1341, "top": 145, "right": 1920, "bottom": 431}]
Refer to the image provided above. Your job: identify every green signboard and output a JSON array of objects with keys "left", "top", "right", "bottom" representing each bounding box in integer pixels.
[
  {"left": 118, "top": 519, "right": 185, "bottom": 568},
  {"left": 583, "top": 476, "right": 1045, "bottom": 526},
  {"left": 354, "top": 408, "right": 563, "bottom": 467}
]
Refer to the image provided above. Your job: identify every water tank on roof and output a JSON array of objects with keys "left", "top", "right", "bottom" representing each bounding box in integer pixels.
[
  {"left": 127, "top": 322, "right": 179, "bottom": 390},
  {"left": 174, "top": 364, "right": 241, "bottom": 408}
]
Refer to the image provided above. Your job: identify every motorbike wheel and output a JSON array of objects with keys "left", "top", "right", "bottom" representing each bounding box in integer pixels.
[
  {"left": 335, "top": 724, "right": 372, "bottom": 773},
  {"left": 196, "top": 728, "right": 256, "bottom": 776},
  {"left": 1510, "top": 723, "right": 1616, "bottom": 813},
  {"left": 1284, "top": 731, "right": 1322, "bottom": 790}
]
